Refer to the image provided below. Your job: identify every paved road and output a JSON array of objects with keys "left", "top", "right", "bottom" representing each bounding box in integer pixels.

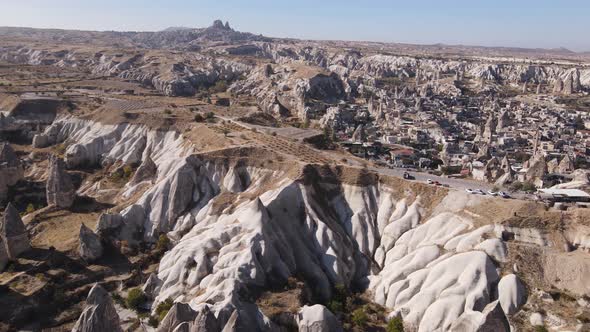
[
  {"left": 369, "top": 166, "right": 494, "bottom": 191},
  {"left": 370, "top": 166, "right": 533, "bottom": 200}
]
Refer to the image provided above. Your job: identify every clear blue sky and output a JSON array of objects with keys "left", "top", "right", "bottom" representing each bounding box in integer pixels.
[{"left": 2, "top": 0, "right": 589, "bottom": 51}]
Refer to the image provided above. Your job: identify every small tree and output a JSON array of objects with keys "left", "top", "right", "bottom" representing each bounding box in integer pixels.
[
  {"left": 123, "top": 165, "right": 134, "bottom": 180},
  {"left": 156, "top": 234, "right": 171, "bottom": 251},
  {"left": 387, "top": 316, "right": 405, "bottom": 332},
  {"left": 25, "top": 203, "right": 36, "bottom": 215},
  {"left": 148, "top": 315, "right": 159, "bottom": 328},
  {"left": 351, "top": 308, "right": 368, "bottom": 328},
  {"left": 156, "top": 298, "right": 174, "bottom": 321},
  {"left": 126, "top": 288, "right": 147, "bottom": 311}
]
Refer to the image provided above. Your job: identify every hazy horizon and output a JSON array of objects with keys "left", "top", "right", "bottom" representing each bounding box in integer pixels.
[{"left": 2, "top": 0, "right": 589, "bottom": 52}]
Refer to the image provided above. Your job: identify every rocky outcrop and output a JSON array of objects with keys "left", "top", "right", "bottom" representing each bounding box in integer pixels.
[
  {"left": 72, "top": 284, "right": 123, "bottom": 332},
  {"left": 156, "top": 302, "right": 215, "bottom": 332},
  {"left": 142, "top": 273, "right": 162, "bottom": 299},
  {"left": 498, "top": 274, "right": 527, "bottom": 315},
  {"left": 1, "top": 203, "right": 30, "bottom": 259},
  {"left": 297, "top": 305, "right": 342, "bottom": 332},
  {"left": 131, "top": 155, "right": 157, "bottom": 184},
  {"left": 46, "top": 154, "right": 75, "bottom": 208},
  {"left": 157, "top": 304, "right": 196, "bottom": 331},
  {"left": 450, "top": 300, "right": 510, "bottom": 332},
  {"left": 192, "top": 306, "right": 221, "bottom": 332},
  {"left": 78, "top": 223, "right": 103, "bottom": 262},
  {"left": 0, "top": 143, "right": 24, "bottom": 203}
]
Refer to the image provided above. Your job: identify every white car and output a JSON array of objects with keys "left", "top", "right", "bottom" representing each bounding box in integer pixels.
[
  {"left": 499, "top": 191, "right": 511, "bottom": 199},
  {"left": 487, "top": 190, "right": 498, "bottom": 196},
  {"left": 465, "top": 188, "right": 475, "bottom": 194},
  {"left": 474, "top": 189, "right": 486, "bottom": 195},
  {"left": 427, "top": 179, "right": 433, "bottom": 184}
]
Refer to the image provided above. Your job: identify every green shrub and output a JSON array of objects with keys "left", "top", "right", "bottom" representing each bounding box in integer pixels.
[
  {"left": 112, "top": 293, "right": 126, "bottom": 308},
  {"left": 535, "top": 326, "right": 548, "bottom": 332},
  {"left": 123, "top": 165, "right": 134, "bottom": 179},
  {"left": 156, "top": 298, "right": 174, "bottom": 321},
  {"left": 156, "top": 234, "right": 171, "bottom": 251},
  {"left": 351, "top": 307, "right": 368, "bottom": 327},
  {"left": 126, "top": 288, "right": 147, "bottom": 311},
  {"left": 148, "top": 315, "right": 159, "bottom": 327},
  {"left": 328, "top": 300, "right": 343, "bottom": 313},
  {"left": 387, "top": 316, "right": 405, "bottom": 332},
  {"left": 25, "top": 203, "right": 36, "bottom": 215},
  {"left": 509, "top": 181, "right": 523, "bottom": 192}
]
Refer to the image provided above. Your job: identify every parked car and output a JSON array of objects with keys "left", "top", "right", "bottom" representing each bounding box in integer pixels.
[
  {"left": 487, "top": 190, "right": 498, "bottom": 196},
  {"left": 499, "top": 191, "right": 511, "bottom": 199},
  {"left": 465, "top": 188, "right": 475, "bottom": 194},
  {"left": 427, "top": 179, "right": 433, "bottom": 184},
  {"left": 403, "top": 172, "right": 415, "bottom": 180},
  {"left": 474, "top": 189, "right": 486, "bottom": 195}
]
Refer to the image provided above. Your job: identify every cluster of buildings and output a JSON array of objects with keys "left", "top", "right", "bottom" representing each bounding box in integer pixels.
[{"left": 319, "top": 75, "right": 590, "bottom": 190}]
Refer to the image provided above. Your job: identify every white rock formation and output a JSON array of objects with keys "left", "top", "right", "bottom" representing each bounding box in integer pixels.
[
  {"left": 1, "top": 202, "right": 30, "bottom": 259},
  {"left": 498, "top": 274, "right": 527, "bottom": 315},
  {"left": 46, "top": 154, "right": 75, "bottom": 208},
  {"left": 72, "top": 284, "right": 123, "bottom": 332},
  {"left": 297, "top": 305, "right": 342, "bottom": 332},
  {"left": 78, "top": 223, "right": 103, "bottom": 262}
]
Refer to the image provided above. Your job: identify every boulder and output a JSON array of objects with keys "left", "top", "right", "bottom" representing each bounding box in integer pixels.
[
  {"left": 530, "top": 312, "right": 544, "bottom": 326},
  {"left": 297, "top": 305, "right": 342, "bottom": 332},
  {"left": 46, "top": 154, "right": 75, "bottom": 208},
  {"left": 498, "top": 274, "right": 527, "bottom": 314},
  {"left": 72, "top": 284, "right": 123, "bottom": 332},
  {"left": 32, "top": 134, "right": 50, "bottom": 148},
  {"left": 1, "top": 202, "right": 31, "bottom": 259},
  {"left": 78, "top": 223, "right": 103, "bottom": 262}
]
